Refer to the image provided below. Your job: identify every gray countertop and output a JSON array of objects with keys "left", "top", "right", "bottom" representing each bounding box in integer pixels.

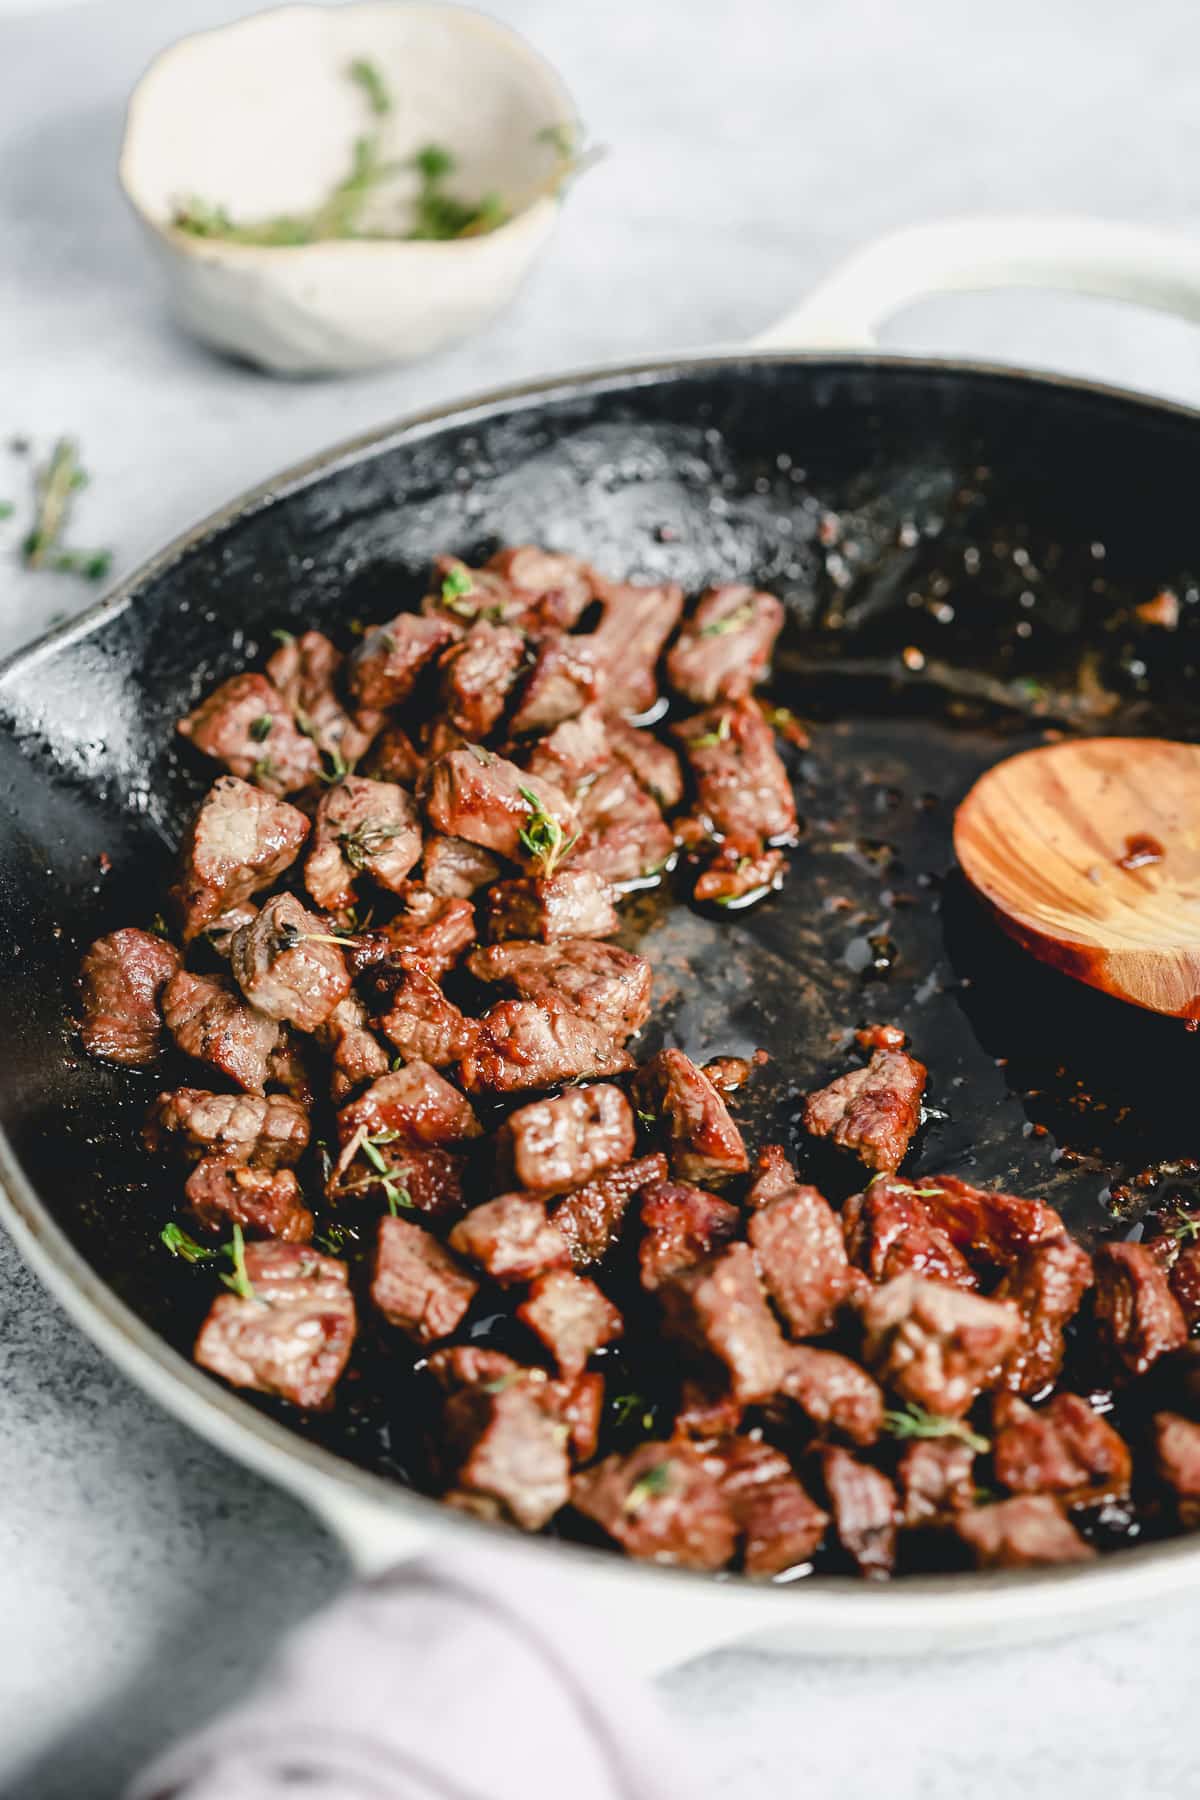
[{"left": 3, "top": 0, "right": 1200, "bottom": 1792}]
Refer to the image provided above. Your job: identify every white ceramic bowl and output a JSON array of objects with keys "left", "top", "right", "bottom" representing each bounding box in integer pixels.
[{"left": 119, "top": 2, "right": 580, "bottom": 375}]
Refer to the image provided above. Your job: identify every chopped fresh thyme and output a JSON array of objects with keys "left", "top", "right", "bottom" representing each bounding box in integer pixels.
[
  {"left": 612, "top": 1391, "right": 657, "bottom": 1431},
  {"left": 882, "top": 1403, "right": 990, "bottom": 1456},
  {"left": 700, "top": 602, "right": 754, "bottom": 638},
  {"left": 249, "top": 714, "right": 274, "bottom": 743},
  {"left": 339, "top": 819, "right": 403, "bottom": 872},
  {"left": 219, "top": 1223, "right": 256, "bottom": 1301},
  {"left": 691, "top": 712, "right": 732, "bottom": 749},
  {"left": 251, "top": 754, "right": 278, "bottom": 784},
  {"left": 636, "top": 1109, "right": 658, "bottom": 1129},
  {"left": 623, "top": 1460, "right": 674, "bottom": 1512},
  {"left": 315, "top": 1221, "right": 355, "bottom": 1255},
  {"left": 518, "top": 786, "right": 578, "bottom": 876},
  {"left": 441, "top": 565, "right": 474, "bottom": 602},
  {"left": 160, "top": 1221, "right": 220, "bottom": 1264},
  {"left": 482, "top": 1371, "right": 523, "bottom": 1394},
  {"left": 19, "top": 438, "right": 112, "bottom": 584},
  {"left": 361, "top": 1130, "right": 414, "bottom": 1214},
  {"left": 1166, "top": 1207, "right": 1200, "bottom": 1244},
  {"left": 270, "top": 627, "right": 296, "bottom": 646}
]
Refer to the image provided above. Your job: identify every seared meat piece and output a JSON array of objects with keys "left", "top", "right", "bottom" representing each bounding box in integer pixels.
[
  {"left": 748, "top": 1179, "right": 855, "bottom": 1338},
  {"left": 859, "top": 1275, "right": 1021, "bottom": 1418},
  {"left": 468, "top": 940, "right": 653, "bottom": 1039},
  {"left": 992, "top": 1393, "right": 1131, "bottom": 1504},
  {"left": 351, "top": 895, "right": 476, "bottom": 981},
  {"left": 348, "top": 612, "right": 456, "bottom": 711},
  {"left": 634, "top": 1048, "right": 749, "bottom": 1185},
  {"left": 202, "top": 901, "right": 259, "bottom": 960},
  {"left": 172, "top": 777, "right": 310, "bottom": 943},
  {"left": 821, "top": 1446, "right": 897, "bottom": 1578},
  {"left": 366, "top": 968, "right": 477, "bottom": 1068},
  {"left": 570, "top": 764, "right": 676, "bottom": 886},
  {"left": 266, "top": 1031, "right": 313, "bottom": 1105},
  {"left": 900, "top": 1175, "right": 1064, "bottom": 1275},
  {"left": 427, "top": 1344, "right": 521, "bottom": 1393},
  {"left": 422, "top": 748, "right": 579, "bottom": 871},
  {"left": 693, "top": 838, "right": 786, "bottom": 906},
  {"left": 420, "top": 833, "right": 501, "bottom": 899},
  {"left": 605, "top": 714, "right": 684, "bottom": 809},
  {"left": 780, "top": 1345, "right": 885, "bottom": 1446},
  {"left": 746, "top": 1143, "right": 800, "bottom": 1209},
  {"left": 314, "top": 993, "right": 389, "bottom": 1102},
  {"left": 571, "top": 1440, "right": 738, "bottom": 1571},
  {"left": 549, "top": 1152, "right": 669, "bottom": 1268},
  {"left": 1152, "top": 1412, "right": 1200, "bottom": 1526},
  {"left": 162, "top": 970, "right": 280, "bottom": 1093},
  {"left": 508, "top": 632, "right": 601, "bottom": 735},
  {"left": 370, "top": 1215, "right": 478, "bottom": 1344},
  {"left": 673, "top": 698, "right": 797, "bottom": 843},
  {"left": 331, "top": 1065, "right": 477, "bottom": 1220},
  {"left": 557, "top": 1370, "right": 605, "bottom": 1462},
  {"left": 338, "top": 1063, "right": 481, "bottom": 1148},
  {"left": 659, "top": 1242, "right": 791, "bottom": 1404},
  {"left": 425, "top": 554, "right": 533, "bottom": 629},
  {"left": 994, "top": 1233, "right": 1094, "bottom": 1394},
  {"left": 1170, "top": 1245, "right": 1200, "bottom": 1330},
  {"left": 675, "top": 1380, "right": 745, "bottom": 1442},
  {"left": 701, "top": 1437, "right": 828, "bottom": 1577},
  {"left": 802, "top": 1049, "right": 927, "bottom": 1175},
  {"left": 702, "top": 1056, "right": 754, "bottom": 1096},
  {"left": 265, "top": 628, "right": 379, "bottom": 768},
  {"left": 1093, "top": 1242, "right": 1188, "bottom": 1376},
  {"left": 333, "top": 1141, "right": 466, "bottom": 1222},
  {"left": 363, "top": 720, "right": 423, "bottom": 786},
  {"left": 667, "top": 584, "right": 785, "bottom": 705},
  {"left": 193, "top": 1242, "right": 355, "bottom": 1409},
  {"left": 843, "top": 1177, "right": 977, "bottom": 1291},
  {"left": 438, "top": 619, "right": 526, "bottom": 738},
  {"left": 496, "top": 1084, "right": 635, "bottom": 1197},
  {"left": 448, "top": 1193, "right": 571, "bottom": 1285},
  {"left": 78, "top": 927, "right": 181, "bottom": 1066},
  {"left": 458, "top": 997, "right": 635, "bottom": 1094},
  {"left": 586, "top": 576, "right": 685, "bottom": 714},
  {"left": 485, "top": 545, "right": 598, "bottom": 628},
  {"left": 856, "top": 1022, "right": 907, "bottom": 1052},
  {"left": 184, "top": 1158, "right": 314, "bottom": 1243},
  {"left": 523, "top": 706, "right": 612, "bottom": 794},
  {"left": 638, "top": 1180, "right": 741, "bottom": 1290},
  {"left": 897, "top": 1439, "right": 977, "bottom": 1527},
  {"left": 427, "top": 1345, "right": 601, "bottom": 1463},
  {"left": 516, "top": 1269, "right": 623, "bottom": 1378},
  {"left": 485, "top": 870, "right": 619, "bottom": 943},
  {"left": 177, "top": 672, "right": 320, "bottom": 795},
  {"left": 443, "top": 1378, "right": 570, "bottom": 1531},
  {"left": 229, "top": 892, "right": 351, "bottom": 1032},
  {"left": 304, "top": 775, "right": 422, "bottom": 911},
  {"left": 145, "top": 1088, "right": 310, "bottom": 1168},
  {"left": 955, "top": 1496, "right": 1095, "bottom": 1568}
]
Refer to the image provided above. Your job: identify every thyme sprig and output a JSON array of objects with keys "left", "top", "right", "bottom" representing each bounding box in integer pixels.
[
  {"left": 361, "top": 1129, "right": 415, "bottom": 1215},
  {"left": 20, "top": 438, "right": 112, "bottom": 582},
  {"left": 882, "top": 1402, "right": 990, "bottom": 1456},
  {"left": 700, "top": 602, "right": 754, "bottom": 638},
  {"left": 220, "top": 1223, "right": 256, "bottom": 1300},
  {"left": 518, "top": 786, "right": 578, "bottom": 877},
  {"left": 339, "top": 819, "right": 404, "bottom": 872}
]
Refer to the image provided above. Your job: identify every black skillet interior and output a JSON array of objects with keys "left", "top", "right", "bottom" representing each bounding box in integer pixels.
[{"left": 4, "top": 357, "right": 1200, "bottom": 1550}]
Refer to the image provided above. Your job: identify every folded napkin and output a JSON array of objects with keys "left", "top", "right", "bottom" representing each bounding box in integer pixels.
[{"left": 129, "top": 1545, "right": 695, "bottom": 1800}]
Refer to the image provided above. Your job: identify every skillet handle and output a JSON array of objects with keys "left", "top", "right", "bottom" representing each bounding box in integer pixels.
[{"left": 751, "top": 214, "right": 1200, "bottom": 349}]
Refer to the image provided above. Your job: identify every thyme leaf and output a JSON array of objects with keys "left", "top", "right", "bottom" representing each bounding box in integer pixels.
[
  {"left": 160, "top": 1221, "right": 220, "bottom": 1264},
  {"left": 219, "top": 1223, "right": 256, "bottom": 1301},
  {"left": 518, "top": 785, "right": 578, "bottom": 876},
  {"left": 623, "top": 1460, "right": 673, "bottom": 1512},
  {"left": 882, "top": 1403, "right": 990, "bottom": 1456},
  {"left": 700, "top": 602, "right": 754, "bottom": 638},
  {"left": 691, "top": 712, "right": 732, "bottom": 750},
  {"left": 249, "top": 714, "right": 274, "bottom": 743}
]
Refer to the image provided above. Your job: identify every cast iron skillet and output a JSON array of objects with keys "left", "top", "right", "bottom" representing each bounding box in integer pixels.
[{"left": 5, "top": 351, "right": 1200, "bottom": 1661}]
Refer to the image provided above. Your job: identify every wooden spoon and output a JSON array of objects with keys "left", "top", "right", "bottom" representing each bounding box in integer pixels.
[{"left": 954, "top": 737, "right": 1200, "bottom": 1020}]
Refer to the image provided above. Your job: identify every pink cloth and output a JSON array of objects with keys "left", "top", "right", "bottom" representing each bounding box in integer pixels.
[{"left": 129, "top": 1546, "right": 694, "bottom": 1800}]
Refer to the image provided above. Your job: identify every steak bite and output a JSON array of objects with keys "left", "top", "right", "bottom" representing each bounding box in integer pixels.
[
  {"left": 859, "top": 1275, "right": 1021, "bottom": 1418},
  {"left": 229, "top": 892, "right": 351, "bottom": 1032},
  {"left": 1169, "top": 1245, "right": 1200, "bottom": 1330},
  {"left": 780, "top": 1345, "right": 886, "bottom": 1446},
  {"left": 901, "top": 1175, "right": 1064, "bottom": 1275},
  {"left": 570, "top": 763, "right": 676, "bottom": 886},
  {"left": 193, "top": 1241, "right": 355, "bottom": 1409},
  {"left": 370, "top": 1215, "right": 478, "bottom": 1345},
  {"left": 172, "top": 777, "right": 310, "bottom": 943},
  {"left": 162, "top": 969, "right": 280, "bottom": 1093},
  {"left": 570, "top": 1440, "right": 738, "bottom": 1571},
  {"left": 586, "top": 576, "right": 686, "bottom": 714},
  {"left": 675, "top": 1380, "right": 746, "bottom": 1443},
  {"left": 484, "top": 870, "right": 619, "bottom": 943},
  {"left": 897, "top": 1439, "right": 977, "bottom": 1527},
  {"left": 516, "top": 1269, "right": 624, "bottom": 1378},
  {"left": 701, "top": 1437, "right": 828, "bottom": 1576},
  {"left": 549, "top": 1152, "right": 669, "bottom": 1268},
  {"left": 802, "top": 1049, "right": 927, "bottom": 1175},
  {"left": 265, "top": 628, "right": 379, "bottom": 769},
  {"left": 748, "top": 1180, "right": 856, "bottom": 1339},
  {"left": 522, "top": 706, "right": 612, "bottom": 794},
  {"left": 992, "top": 1393, "right": 1131, "bottom": 1505},
  {"left": 468, "top": 940, "right": 653, "bottom": 1039},
  {"left": 78, "top": 927, "right": 182, "bottom": 1066},
  {"left": 673, "top": 697, "right": 797, "bottom": 843},
  {"left": 638, "top": 1180, "right": 741, "bottom": 1290},
  {"left": 338, "top": 1063, "right": 481, "bottom": 1148},
  {"left": 746, "top": 1143, "right": 801, "bottom": 1210},
  {"left": 666, "top": 584, "right": 785, "bottom": 705},
  {"left": 365, "top": 968, "right": 477, "bottom": 1068},
  {"left": 202, "top": 901, "right": 259, "bottom": 960},
  {"left": 448, "top": 1193, "right": 571, "bottom": 1285},
  {"left": 994, "top": 1233, "right": 1094, "bottom": 1394},
  {"left": 314, "top": 993, "right": 389, "bottom": 1102},
  {"left": 496, "top": 1084, "right": 635, "bottom": 1197},
  {"left": 842, "top": 1177, "right": 977, "bottom": 1291},
  {"left": 1093, "top": 1242, "right": 1188, "bottom": 1377},
  {"left": 458, "top": 997, "right": 634, "bottom": 1094},
  {"left": 438, "top": 618, "right": 526, "bottom": 739},
  {"left": 692, "top": 838, "right": 786, "bottom": 906},
  {"left": 443, "top": 1380, "right": 572, "bottom": 1531},
  {"left": 352, "top": 894, "right": 476, "bottom": 981},
  {"left": 820, "top": 1445, "right": 897, "bottom": 1578},
  {"left": 145, "top": 1088, "right": 310, "bottom": 1167},
  {"left": 508, "top": 632, "right": 601, "bottom": 735},
  {"left": 605, "top": 713, "right": 684, "bottom": 809},
  {"left": 348, "top": 611, "right": 457, "bottom": 711},
  {"left": 177, "top": 672, "right": 320, "bottom": 795},
  {"left": 184, "top": 1158, "right": 314, "bottom": 1243},
  {"left": 485, "top": 545, "right": 598, "bottom": 628},
  {"left": 424, "top": 554, "right": 531, "bottom": 630},
  {"left": 954, "top": 1495, "right": 1095, "bottom": 1568},
  {"left": 634, "top": 1048, "right": 749, "bottom": 1185},
  {"left": 422, "top": 748, "right": 579, "bottom": 871},
  {"left": 420, "top": 833, "right": 501, "bottom": 899},
  {"left": 1152, "top": 1412, "right": 1200, "bottom": 1526},
  {"left": 303, "top": 775, "right": 422, "bottom": 912},
  {"left": 363, "top": 720, "right": 423, "bottom": 786},
  {"left": 659, "top": 1242, "right": 791, "bottom": 1404}
]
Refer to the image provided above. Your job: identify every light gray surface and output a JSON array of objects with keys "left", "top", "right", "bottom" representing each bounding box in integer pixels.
[{"left": 2, "top": 0, "right": 1200, "bottom": 1793}]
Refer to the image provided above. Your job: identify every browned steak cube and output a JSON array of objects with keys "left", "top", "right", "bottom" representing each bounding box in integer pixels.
[
  {"left": 438, "top": 618, "right": 526, "bottom": 739},
  {"left": 517, "top": 1269, "right": 624, "bottom": 1377},
  {"left": 427, "top": 1346, "right": 600, "bottom": 1463},
  {"left": 992, "top": 1392, "right": 1131, "bottom": 1504},
  {"left": 586, "top": 576, "right": 686, "bottom": 714},
  {"left": 748, "top": 1180, "right": 855, "bottom": 1338},
  {"left": 802, "top": 1049, "right": 926, "bottom": 1175},
  {"left": 177, "top": 671, "right": 320, "bottom": 795},
  {"left": 667, "top": 584, "right": 785, "bottom": 706},
  {"left": 420, "top": 833, "right": 501, "bottom": 898},
  {"left": 859, "top": 1275, "right": 1021, "bottom": 1417},
  {"left": 162, "top": 969, "right": 280, "bottom": 1093},
  {"left": 458, "top": 998, "right": 634, "bottom": 1094},
  {"left": 897, "top": 1439, "right": 977, "bottom": 1527},
  {"left": 604, "top": 714, "right": 684, "bottom": 809},
  {"left": 821, "top": 1445, "right": 897, "bottom": 1578},
  {"left": 229, "top": 892, "right": 351, "bottom": 1032},
  {"left": 184, "top": 1158, "right": 314, "bottom": 1242},
  {"left": 193, "top": 1242, "right": 354, "bottom": 1409},
  {"left": 351, "top": 895, "right": 477, "bottom": 981},
  {"left": 781, "top": 1345, "right": 885, "bottom": 1446},
  {"left": 265, "top": 628, "right": 379, "bottom": 769},
  {"left": 634, "top": 1048, "right": 749, "bottom": 1185},
  {"left": 443, "top": 1381, "right": 571, "bottom": 1531},
  {"left": 692, "top": 838, "right": 785, "bottom": 906},
  {"left": 366, "top": 968, "right": 477, "bottom": 1068},
  {"left": 363, "top": 720, "right": 423, "bottom": 786},
  {"left": 1094, "top": 1242, "right": 1188, "bottom": 1376},
  {"left": 424, "top": 554, "right": 532, "bottom": 629},
  {"left": 314, "top": 994, "right": 390, "bottom": 1102},
  {"left": 468, "top": 940, "right": 653, "bottom": 1039},
  {"left": 485, "top": 546, "right": 598, "bottom": 627},
  {"left": 673, "top": 697, "right": 797, "bottom": 843},
  {"left": 78, "top": 927, "right": 181, "bottom": 1066},
  {"left": 674, "top": 1379, "right": 745, "bottom": 1443},
  {"left": 348, "top": 612, "right": 456, "bottom": 710},
  {"left": 954, "top": 1496, "right": 1095, "bottom": 1568},
  {"left": 702, "top": 1056, "right": 754, "bottom": 1096},
  {"left": 570, "top": 1440, "right": 738, "bottom": 1571},
  {"left": 842, "top": 1177, "right": 977, "bottom": 1290},
  {"left": 485, "top": 870, "right": 619, "bottom": 943},
  {"left": 422, "top": 748, "right": 579, "bottom": 870},
  {"left": 1152, "top": 1412, "right": 1200, "bottom": 1526},
  {"left": 338, "top": 1063, "right": 481, "bottom": 1148},
  {"left": 522, "top": 706, "right": 612, "bottom": 793},
  {"left": 745, "top": 1143, "right": 801, "bottom": 1209},
  {"left": 1170, "top": 1245, "right": 1200, "bottom": 1330},
  {"left": 899, "top": 1175, "right": 1065, "bottom": 1274},
  {"left": 638, "top": 1180, "right": 742, "bottom": 1291},
  {"left": 370, "top": 1215, "right": 478, "bottom": 1344},
  {"left": 701, "top": 1437, "right": 828, "bottom": 1576},
  {"left": 555, "top": 1370, "right": 605, "bottom": 1462},
  {"left": 570, "top": 764, "right": 676, "bottom": 886},
  {"left": 145, "top": 1088, "right": 310, "bottom": 1167},
  {"left": 448, "top": 1194, "right": 571, "bottom": 1285},
  {"left": 549, "top": 1153, "right": 669, "bottom": 1268},
  {"left": 659, "top": 1242, "right": 791, "bottom": 1404},
  {"left": 508, "top": 632, "right": 601, "bottom": 735},
  {"left": 304, "top": 775, "right": 422, "bottom": 912},
  {"left": 426, "top": 1345, "right": 522, "bottom": 1392},
  {"left": 994, "top": 1233, "right": 1094, "bottom": 1394},
  {"left": 337, "top": 1141, "right": 466, "bottom": 1222},
  {"left": 496, "top": 1083, "right": 635, "bottom": 1196},
  {"left": 172, "top": 777, "right": 310, "bottom": 943}
]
